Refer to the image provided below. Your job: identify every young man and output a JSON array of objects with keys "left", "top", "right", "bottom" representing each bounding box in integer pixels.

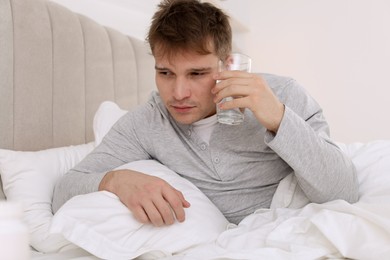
[{"left": 53, "top": 0, "right": 359, "bottom": 226}]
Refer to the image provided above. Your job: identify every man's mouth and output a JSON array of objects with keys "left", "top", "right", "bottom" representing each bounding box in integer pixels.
[{"left": 171, "top": 105, "right": 195, "bottom": 113}]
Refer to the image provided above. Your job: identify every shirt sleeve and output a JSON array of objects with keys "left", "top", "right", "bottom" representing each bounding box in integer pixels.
[
  {"left": 264, "top": 78, "right": 359, "bottom": 204},
  {"left": 52, "top": 106, "right": 152, "bottom": 213}
]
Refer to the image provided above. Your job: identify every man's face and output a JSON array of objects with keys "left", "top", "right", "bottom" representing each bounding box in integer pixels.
[{"left": 154, "top": 50, "right": 219, "bottom": 125}]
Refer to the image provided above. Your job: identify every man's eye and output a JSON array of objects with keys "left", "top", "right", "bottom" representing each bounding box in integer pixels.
[
  {"left": 191, "top": 72, "right": 206, "bottom": 77},
  {"left": 159, "top": 71, "right": 172, "bottom": 76}
]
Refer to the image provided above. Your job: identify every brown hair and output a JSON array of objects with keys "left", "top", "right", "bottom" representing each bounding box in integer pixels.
[{"left": 147, "top": 0, "right": 232, "bottom": 61}]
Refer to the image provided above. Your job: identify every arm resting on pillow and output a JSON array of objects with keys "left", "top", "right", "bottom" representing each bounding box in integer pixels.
[
  {"left": 52, "top": 109, "right": 152, "bottom": 212},
  {"left": 98, "top": 168, "right": 190, "bottom": 226},
  {"left": 53, "top": 158, "right": 190, "bottom": 226},
  {"left": 52, "top": 109, "right": 190, "bottom": 226}
]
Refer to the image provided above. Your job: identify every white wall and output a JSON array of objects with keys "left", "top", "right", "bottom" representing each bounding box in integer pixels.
[
  {"left": 52, "top": 0, "right": 390, "bottom": 143},
  {"left": 224, "top": 0, "right": 390, "bottom": 143}
]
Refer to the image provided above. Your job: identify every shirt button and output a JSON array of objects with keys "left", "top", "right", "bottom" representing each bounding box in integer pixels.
[
  {"left": 200, "top": 143, "right": 207, "bottom": 150},
  {"left": 187, "top": 130, "right": 192, "bottom": 136},
  {"left": 213, "top": 157, "right": 220, "bottom": 164}
]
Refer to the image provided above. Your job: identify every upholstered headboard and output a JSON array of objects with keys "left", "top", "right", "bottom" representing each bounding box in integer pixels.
[{"left": 0, "top": 0, "right": 156, "bottom": 199}]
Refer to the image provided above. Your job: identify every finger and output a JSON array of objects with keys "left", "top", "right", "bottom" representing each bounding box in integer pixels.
[
  {"left": 213, "top": 76, "right": 252, "bottom": 94},
  {"left": 218, "top": 96, "right": 248, "bottom": 111},
  {"left": 176, "top": 189, "right": 191, "bottom": 208},
  {"left": 123, "top": 195, "right": 151, "bottom": 224},
  {"left": 213, "top": 76, "right": 249, "bottom": 94},
  {"left": 214, "top": 81, "right": 252, "bottom": 104},
  {"left": 131, "top": 205, "right": 150, "bottom": 224},
  {"left": 214, "top": 70, "right": 252, "bottom": 81},
  {"left": 142, "top": 200, "right": 165, "bottom": 227},
  {"left": 162, "top": 188, "right": 187, "bottom": 223},
  {"left": 153, "top": 196, "right": 176, "bottom": 225}
]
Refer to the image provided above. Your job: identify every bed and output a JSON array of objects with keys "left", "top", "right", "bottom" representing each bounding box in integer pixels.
[{"left": 1, "top": 0, "right": 390, "bottom": 259}]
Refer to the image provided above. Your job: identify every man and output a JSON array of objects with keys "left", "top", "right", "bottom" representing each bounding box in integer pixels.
[{"left": 53, "top": 0, "right": 359, "bottom": 226}]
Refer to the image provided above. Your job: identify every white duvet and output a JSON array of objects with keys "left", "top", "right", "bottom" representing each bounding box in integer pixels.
[
  {"left": 34, "top": 140, "right": 390, "bottom": 260},
  {"left": 177, "top": 140, "right": 390, "bottom": 260}
]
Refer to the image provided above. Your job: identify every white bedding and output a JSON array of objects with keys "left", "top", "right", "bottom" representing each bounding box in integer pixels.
[
  {"left": 187, "top": 140, "right": 390, "bottom": 260},
  {"left": 31, "top": 248, "right": 98, "bottom": 260},
  {"left": 5, "top": 0, "right": 388, "bottom": 258},
  {"left": 29, "top": 140, "right": 390, "bottom": 260}
]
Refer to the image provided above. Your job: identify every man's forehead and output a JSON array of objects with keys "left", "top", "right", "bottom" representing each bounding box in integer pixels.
[
  {"left": 153, "top": 40, "right": 217, "bottom": 61},
  {"left": 154, "top": 51, "right": 218, "bottom": 69}
]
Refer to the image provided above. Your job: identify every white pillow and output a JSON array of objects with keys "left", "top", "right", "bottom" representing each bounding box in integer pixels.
[
  {"left": 0, "top": 142, "right": 95, "bottom": 253},
  {"left": 93, "top": 101, "right": 127, "bottom": 146},
  {"left": 271, "top": 140, "right": 390, "bottom": 209},
  {"left": 50, "top": 160, "right": 229, "bottom": 259},
  {"left": 337, "top": 140, "right": 390, "bottom": 201}
]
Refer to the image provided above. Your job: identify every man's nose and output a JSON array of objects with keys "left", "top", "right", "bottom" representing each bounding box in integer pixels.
[{"left": 173, "top": 77, "right": 191, "bottom": 100}]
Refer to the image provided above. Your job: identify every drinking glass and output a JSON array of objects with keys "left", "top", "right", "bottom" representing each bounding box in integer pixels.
[{"left": 216, "top": 53, "right": 252, "bottom": 125}]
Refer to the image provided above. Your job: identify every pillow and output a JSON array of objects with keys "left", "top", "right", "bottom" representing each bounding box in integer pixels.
[
  {"left": 93, "top": 101, "right": 127, "bottom": 146},
  {"left": 50, "top": 160, "right": 229, "bottom": 259},
  {"left": 271, "top": 140, "right": 390, "bottom": 209},
  {"left": 337, "top": 140, "right": 390, "bottom": 201},
  {"left": 0, "top": 142, "right": 95, "bottom": 253}
]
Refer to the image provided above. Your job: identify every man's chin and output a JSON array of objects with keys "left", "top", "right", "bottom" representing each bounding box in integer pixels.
[
  {"left": 170, "top": 113, "right": 198, "bottom": 125},
  {"left": 172, "top": 117, "right": 197, "bottom": 125}
]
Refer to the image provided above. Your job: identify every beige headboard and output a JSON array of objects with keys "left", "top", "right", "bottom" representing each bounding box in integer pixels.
[{"left": 0, "top": 0, "right": 156, "bottom": 199}]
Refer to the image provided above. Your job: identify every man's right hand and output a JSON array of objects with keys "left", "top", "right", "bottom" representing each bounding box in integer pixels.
[{"left": 98, "top": 169, "right": 190, "bottom": 227}]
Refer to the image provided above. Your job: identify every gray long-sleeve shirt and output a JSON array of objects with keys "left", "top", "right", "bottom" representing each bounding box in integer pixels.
[{"left": 53, "top": 74, "right": 359, "bottom": 224}]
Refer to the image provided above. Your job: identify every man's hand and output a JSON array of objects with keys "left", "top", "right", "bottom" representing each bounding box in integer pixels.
[
  {"left": 98, "top": 169, "right": 190, "bottom": 226},
  {"left": 213, "top": 71, "right": 285, "bottom": 133}
]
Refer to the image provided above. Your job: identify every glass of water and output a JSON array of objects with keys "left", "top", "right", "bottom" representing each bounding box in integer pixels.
[{"left": 216, "top": 53, "right": 252, "bottom": 125}]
